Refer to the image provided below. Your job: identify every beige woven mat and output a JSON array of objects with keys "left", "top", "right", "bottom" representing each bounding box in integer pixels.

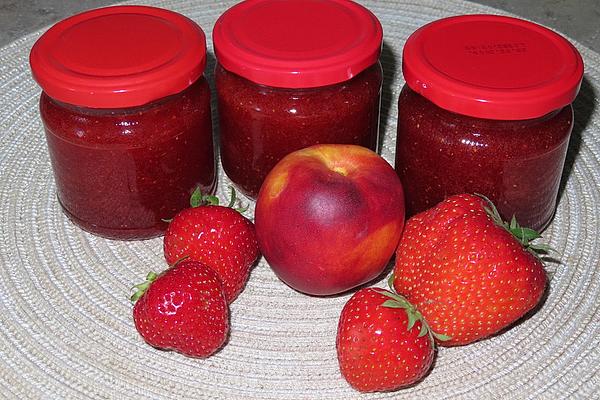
[{"left": 1, "top": 0, "right": 599, "bottom": 399}]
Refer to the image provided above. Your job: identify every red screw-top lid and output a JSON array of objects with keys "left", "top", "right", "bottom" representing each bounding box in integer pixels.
[
  {"left": 402, "top": 15, "right": 584, "bottom": 120},
  {"left": 30, "top": 6, "right": 207, "bottom": 109},
  {"left": 212, "top": 0, "right": 383, "bottom": 89}
]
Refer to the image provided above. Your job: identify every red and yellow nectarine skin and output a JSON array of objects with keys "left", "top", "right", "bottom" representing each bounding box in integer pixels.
[{"left": 255, "top": 144, "right": 405, "bottom": 295}]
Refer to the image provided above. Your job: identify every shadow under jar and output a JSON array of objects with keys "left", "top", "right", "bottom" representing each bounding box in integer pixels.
[
  {"left": 213, "top": 0, "right": 383, "bottom": 199},
  {"left": 395, "top": 15, "right": 584, "bottom": 231},
  {"left": 30, "top": 6, "right": 215, "bottom": 240}
]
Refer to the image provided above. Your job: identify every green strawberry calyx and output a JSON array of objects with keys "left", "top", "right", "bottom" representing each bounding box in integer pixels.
[
  {"left": 381, "top": 276, "right": 451, "bottom": 343},
  {"left": 478, "top": 194, "right": 554, "bottom": 257},
  {"left": 163, "top": 186, "right": 248, "bottom": 222},
  {"left": 130, "top": 271, "right": 158, "bottom": 303},
  {"left": 189, "top": 186, "right": 248, "bottom": 213}
]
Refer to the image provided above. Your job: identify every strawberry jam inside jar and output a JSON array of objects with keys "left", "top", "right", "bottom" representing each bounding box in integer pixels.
[
  {"left": 213, "top": 0, "right": 383, "bottom": 198},
  {"left": 30, "top": 6, "right": 215, "bottom": 240},
  {"left": 395, "top": 15, "right": 584, "bottom": 231}
]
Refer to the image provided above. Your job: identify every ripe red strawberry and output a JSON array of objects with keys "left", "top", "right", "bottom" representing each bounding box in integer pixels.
[
  {"left": 336, "top": 287, "right": 440, "bottom": 392},
  {"left": 393, "top": 193, "right": 548, "bottom": 346},
  {"left": 131, "top": 260, "right": 229, "bottom": 358},
  {"left": 164, "top": 188, "right": 259, "bottom": 303}
]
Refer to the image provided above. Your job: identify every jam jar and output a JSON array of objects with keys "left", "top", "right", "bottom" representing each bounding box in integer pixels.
[
  {"left": 395, "top": 15, "right": 584, "bottom": 230},
  {"left": 213, "top": 0, "right": 383, "bottom": 198},
  {"left": 30, "top": 6, "right": 215, "bottom": 240}
]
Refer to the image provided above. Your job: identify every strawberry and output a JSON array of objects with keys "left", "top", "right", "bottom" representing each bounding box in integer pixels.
[
  {"left": 163, "top": 188, "right": 259, "bottom": 303},
  {"left": 131, "top": 260, "right": 229, "bottom": 358},
  {"left": 393, "top": 193, "right": 548, "bottom": 346},
  {"left": 336, "top": 287, "right": 441, "bottom": 392}
]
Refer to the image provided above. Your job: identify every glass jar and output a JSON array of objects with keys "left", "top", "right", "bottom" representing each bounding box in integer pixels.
[
  {"left": 395, "top": 15, "right": 583, "bottom": 231},
  {"left": 30, "top": 6, "right": 215, "bottom": 240},
  {"left": 213, "top": 0, "right": 383, "bottom": 198}
]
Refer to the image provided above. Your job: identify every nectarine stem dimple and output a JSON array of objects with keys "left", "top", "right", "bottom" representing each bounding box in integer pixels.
[{"left": 333, "top": 166, "right": 348, "bottom": 176}]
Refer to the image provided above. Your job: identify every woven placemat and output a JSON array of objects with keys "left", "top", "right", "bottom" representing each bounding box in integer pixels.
[{"left": 1, "top": 0, "right": 599, "bottom": 399}]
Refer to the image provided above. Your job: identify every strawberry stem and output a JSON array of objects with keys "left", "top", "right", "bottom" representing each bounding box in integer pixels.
[
  {"left": 477, "top": 193, "right": 555, "bottom": 258},
  {"left": 189, "top": 186, "right": 204, "bottom": 207},
  {"left": 130, "top": 271, "right": 158, "bottom": 303},
  {"left": 432, "top": 331, "right": 452, "bottom": 341},
  {"left": 226, "top": 186, "right": 237, "bottom": 208},
  {"left": 190, "top": 186, "right": 219, "bottom": 207},
  {"left": 387, "top": 273, "right": 395, "bottom": 292},
  {"left": 189, "top": 185, "right": 248, "bottom": 213},
  {"left": 379, "top": 289, "right": 450, "bottom": 342}
]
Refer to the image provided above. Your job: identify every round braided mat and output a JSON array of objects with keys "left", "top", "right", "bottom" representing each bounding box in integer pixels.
[{"left": 1, "top": 1, "right": 599, "bottom": 399}]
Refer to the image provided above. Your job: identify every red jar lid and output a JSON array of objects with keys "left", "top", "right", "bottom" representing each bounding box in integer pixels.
[
  {"left": 212, "top": 0, "right": 383, "bottom": 89},
  {"left": 402, "top": 15, "right": 584, "bottom": 120},
  {"left": 30, "top": 6, "right": 207, "bottom": 108}
]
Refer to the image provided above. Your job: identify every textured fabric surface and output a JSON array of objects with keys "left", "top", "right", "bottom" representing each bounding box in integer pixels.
[{"left": 0, "top": 1, "right": 599, "bottom": 399}]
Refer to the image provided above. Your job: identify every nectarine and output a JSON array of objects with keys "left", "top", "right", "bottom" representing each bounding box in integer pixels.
[{"left": 255, "top": 144, "right": 405, "bottom": 295}]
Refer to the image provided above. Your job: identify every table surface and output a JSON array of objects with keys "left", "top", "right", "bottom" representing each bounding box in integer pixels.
[
  {"left": 1, "top": 1, "right": 598, "bottom": 399},
  {"left": 0, "top": 0, "right": 599, "bottom": 52}
]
